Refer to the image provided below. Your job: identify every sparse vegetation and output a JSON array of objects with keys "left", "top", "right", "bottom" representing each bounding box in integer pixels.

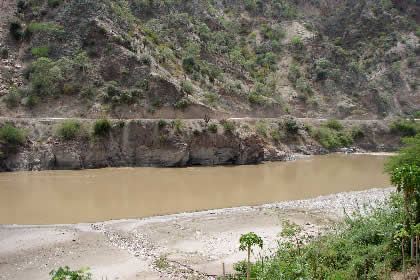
[{"left": 155, "top": 256, "right": 170, "bottom": 270}]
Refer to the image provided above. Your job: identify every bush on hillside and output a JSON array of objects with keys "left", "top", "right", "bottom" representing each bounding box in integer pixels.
[
  {"left": 54, "top": 120, "right": 83, "bottom": 140},
  {"left": 312, "top": 127, "right": 353, "bottom": 149},
  {"left": 93, "top": 119, "right": 112, "bottom": 136},
  {"left": 326, "top": 119, "right": 344, "bottom": 131},
  {"left": 0, "top": 48, "right": 8, "bottom": 59},
  {"left": 390, "top": 119, "right": 419, "bottom": 137},
  {"left": 5, "top": 88, "right": 20, "bottom": 108},
  {"left": 221, "top": 120, "right": 235, "bottom": 134},
  {"left": 9, "top": 21, "right": 23, "bottom": 41},
  {"left": 284, "top": 119, "right": 299, "bottom": 134},
  {"left": 0, "top": 124, "right": 26, "bottom": 153},
  {"left": 208, "top": 123, "right": 218, "bottom": 133}
]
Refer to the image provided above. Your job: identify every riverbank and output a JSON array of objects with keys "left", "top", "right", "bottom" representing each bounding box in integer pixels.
[
  {"left": 0, "top": 187, "right": 394, "bottom": 280},
  {"left": 0, "top": 117, "right": 402, "bottom": 171}
]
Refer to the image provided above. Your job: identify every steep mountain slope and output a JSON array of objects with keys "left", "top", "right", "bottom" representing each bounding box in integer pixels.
[{"left": 0, "top": 0, "right": 419, "bottom": 119}]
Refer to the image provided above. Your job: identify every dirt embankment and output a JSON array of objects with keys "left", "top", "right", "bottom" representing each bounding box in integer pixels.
[
  {"left": 0, "top": 187, "right": 393, "bottom": 280},
  {"left": 0, "top": 117, "right": 402, "bottom": 172}
]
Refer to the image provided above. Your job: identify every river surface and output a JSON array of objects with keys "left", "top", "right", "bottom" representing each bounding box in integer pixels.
[{"left": 0, "top": 154, "right": 391, "bottom": 225}]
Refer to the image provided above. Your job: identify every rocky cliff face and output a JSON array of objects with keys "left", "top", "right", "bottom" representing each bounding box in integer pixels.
[
  {"left": 0, "top": 0, "right": 418, "bottom": 120},
  {"left": 0, "top": 118, "right": 402, "bottom": 171},
  {"left": 0, "top": 119, "right": 266, "bottom": 171}
]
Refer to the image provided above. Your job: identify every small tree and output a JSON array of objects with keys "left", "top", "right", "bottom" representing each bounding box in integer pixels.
[
  {"left": 391, "top": 165, "right": 420, "bottom": 225},
  {"left": 392, "top": 164, "right": 420, "bottom": 277},
  {"left": 239, "top": 232, "right": 263, "bottom": 280},
  {"left": 394, "top": 227, "right": 410, "bottom": 279}
]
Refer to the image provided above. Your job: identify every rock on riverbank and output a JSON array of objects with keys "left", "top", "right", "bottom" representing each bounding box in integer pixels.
[{"left": 0, "top": 117, "right": 401, "bottom": 171}]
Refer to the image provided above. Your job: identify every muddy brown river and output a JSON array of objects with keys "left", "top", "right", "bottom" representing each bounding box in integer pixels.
[{"left": 0, "top": 154, "right": 391, "bottom": 225}]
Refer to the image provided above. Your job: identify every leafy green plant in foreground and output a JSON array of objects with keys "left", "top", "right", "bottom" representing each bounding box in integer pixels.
[
  {"left": 239, "top": 232, "right": 263, "bottom": 280},
  {"left": 50, "top": 266, "right": 91, "bottom": 280}
]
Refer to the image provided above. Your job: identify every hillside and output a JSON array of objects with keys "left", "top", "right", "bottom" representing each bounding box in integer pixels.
[{"left": 0, "top": 0, "right": 419, "bottom": 120}]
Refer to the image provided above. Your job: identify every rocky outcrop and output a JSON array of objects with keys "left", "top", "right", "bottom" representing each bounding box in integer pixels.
[
  {"left": 0, "top": 119, "right": 266, "bottom": 171},
  {"left": 0, "top": 118, "right": 403, "bottom": 172}
]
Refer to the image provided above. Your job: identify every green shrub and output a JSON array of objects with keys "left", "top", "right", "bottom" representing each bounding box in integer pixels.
[
  {"left": 116, "top": 120, "right": 125, "bottom": 128},
  {"left": 248, "top": 93, "right": 265, "bottom": 105},
  {"left": 1, "top": 48, "right": 8, "bottom": 59},
  {"left": 221, "top": 121, "right": 235, "bottom": 134},
  {"left": 181, "top": 80, "right": 194, "bottom": 95},
  {"left": 158, "top": 119, "right": 167, "bottom": 129},
  {"left": 326, "top": 119, "right": 344, "bottom": 131},
  {"left": 62, "top": 84, "right": 76, "bottom": 95},
  {"left": 238, "top": 194, "right": 408, "bottom": 280},
  {"left": 291, "top": 36, "right": 303, "bottom": 50},
  {"left": 385, "top": 134, "right": 420, "bottom": 173},
  {"left": 31, "top": 46, "right": 49, "bottom": 57},
  {"left": 204, "top": 91, "right": 218, "bottom": 105},
  {"left": 270, "top": 131, "right": 281, "bottom": 143},
  {"left": 93, "top": 119, "right": 112, "bottom": 136},
  {"left": 284, "top": 119, "right": 299, "bottom": 134},
  {"left": 182, "top": 56, "right": 195, "bottom": 73},
  {"left": 0, "top": 124, "right": 26, "bottom": 153},
  {"left": 208, "top": 123, "right": 218, "bottom": 133},
  {"left": 81, "top": 85, "right": 96, "bottom": 100},
  {"left": 5, "top": 88, "right": 20, "bottom": 108},
  {"left": 413, "top": 111, "right": 420, "bottom": 119},
  {"left": 255, "top": 121, "right": 268, "bottom": 137},
  {"left": 174, "top": 98, "right": 191, "bottom": 110},
  {"left": 287, "top": 63, "right": 301, "bottom": 83},
  {"left": 351, "top": 125, "right": 364, "bottom": 139},
  {"left": 390, "top": 120, "right": 419, "bottom": 137},
  {"left": 54, "top": 120, "right": 82, "bottom": 140},
  {"left": 47, "top": 0, "right": 61, "bottom": 8},
  {"left": 29, "top": 57, "right": 64, "bottom": 95},
  {"left": 313, "top": 126, "right": 354, "bottom": 149},
  {"left": 9, "top": 21, "right": 23, "bottom": 41},
  {"left": 27, "top": 22, "right": 63, "bottom": 35},
  {"left": 50, "top": 266, "right": 91, "bottom": 280},
  {"left": 171, "top": 119, "right": 184, "bottom": 134},
  {"left": 135, "top": 79, "right": 149, "bottom": 90},
  {"left": 24, "top": 94, "right": 37, "bottom": 108}
]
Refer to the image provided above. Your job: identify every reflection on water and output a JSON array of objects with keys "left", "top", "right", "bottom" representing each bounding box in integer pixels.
[{"left": 0, "top": 154, "right": 390, "bottom": 225}]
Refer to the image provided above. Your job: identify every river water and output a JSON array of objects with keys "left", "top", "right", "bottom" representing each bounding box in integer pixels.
[{"left": 0, "top": 154, "right": 391, "bottom": 225}]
